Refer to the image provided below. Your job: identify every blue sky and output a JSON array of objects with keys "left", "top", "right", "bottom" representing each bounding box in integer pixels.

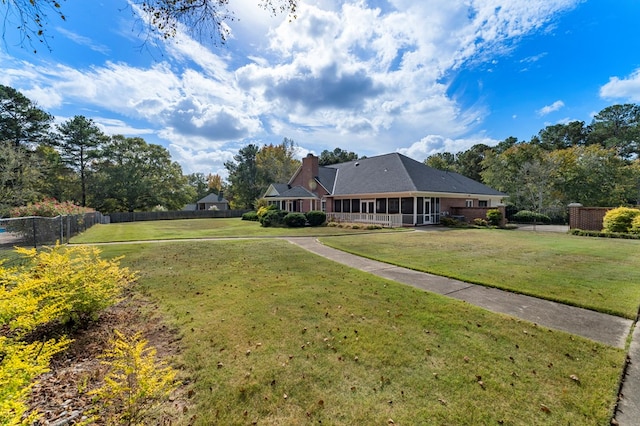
[{"left": 1, "top": 0, "right": 640, "bottom": 178}]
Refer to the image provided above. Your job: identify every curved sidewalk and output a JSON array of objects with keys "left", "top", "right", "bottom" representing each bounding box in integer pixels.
[
  {"left": 286, "top": 237, "right": 632, "bottom": 348},
  {"left": 286, "top": 236, "right": 640, "bottom": 424},
  {"left": 286, "top": 236, "right": 640, "bottom": 423}
]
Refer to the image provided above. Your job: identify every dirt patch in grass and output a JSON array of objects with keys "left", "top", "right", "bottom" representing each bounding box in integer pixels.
[{"left": 26, "top": 291, "right": 191, "bottom": 425}]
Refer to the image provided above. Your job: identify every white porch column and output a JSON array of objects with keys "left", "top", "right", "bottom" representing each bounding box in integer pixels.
[{"left": 413, "top": 197, "right": 418, "bottom": 226}]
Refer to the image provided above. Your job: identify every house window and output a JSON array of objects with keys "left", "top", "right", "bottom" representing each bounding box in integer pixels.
[
  {"left": 321, "top": 200, "right": 326, "bottom": 212},
  {"left": 465, "top": 200, "right": 473, "bottom": 208},
  {"left": 479, "top": 200, "right": 488, "bottom": 207}
]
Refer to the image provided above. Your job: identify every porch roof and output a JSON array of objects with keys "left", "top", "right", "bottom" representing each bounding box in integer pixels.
[{"left": 265, "top": 185, "right": 318, "bottom": 199}]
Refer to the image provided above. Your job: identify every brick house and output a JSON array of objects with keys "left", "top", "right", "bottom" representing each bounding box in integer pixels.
[{"left": 263, "top": 152, "right": 507, "bottom": 227}]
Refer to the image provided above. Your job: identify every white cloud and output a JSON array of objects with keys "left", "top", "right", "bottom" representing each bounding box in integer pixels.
[
  {"left": 1, "top": 0, "right": 581, "bottom": 175},
  {"left": 56, "top": 27, "right": 110, "bottom": 54},
  {"left": 93, "top": 118, "right": 156, "bottom": 136},
  {"left": 537, "top": 100, "right": 565, "bottom": 116},
  {"left": 397, "top": 134, "right": 499, "bottom": 162},
  {"left": 520, "top": 52, "right": 548, "bottom": 64},
  {"left": 600, "top": 68, "right": 640, "bottom": 102}
]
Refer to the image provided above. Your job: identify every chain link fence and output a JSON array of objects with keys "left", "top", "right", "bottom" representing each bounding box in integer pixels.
[{"left": 0, "top": 212, "right": 108, "bottom": 249}]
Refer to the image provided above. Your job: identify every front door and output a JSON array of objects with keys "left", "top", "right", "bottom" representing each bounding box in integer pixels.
[
  {"left": 424, "top": 198, "right": 432, "bottom": 224},
  {"left": 361, "top": 200, "right": 374, "bottom": 213},
  {"left": 361, "top": 200, "right": 375, "bottom": 222}
]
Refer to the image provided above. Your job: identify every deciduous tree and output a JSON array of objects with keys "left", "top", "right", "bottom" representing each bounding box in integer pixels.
[
  {"left": 89, "top": 135, "right": 194, "bottom": 212},
  {"left": 319, "top": 147, "right": 359, "bottom": 166},
  {"left": 256, "top": 138, "right": 300, "bottom": 185},
  {"left": 186, "top": 172, "right": 210, "bottom": 202},
  {"left": 424, "top": 152, "right": 455, "bottom": 171},
  {"left": 207, "top": 173, "right": 224, "bottom": 194},
  {"left": 224, "top": 144, "right": 260, "bottom": 209}
]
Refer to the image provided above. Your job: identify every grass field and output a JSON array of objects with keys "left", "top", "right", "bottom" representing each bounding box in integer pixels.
[
  {"left": 96, "top": 240, "right": 625, "bottom": 426},
  {"left": 320, "top": 229, "right": 640, "bottom": 319},
  {"left": 70, "top": 218, "right": 405, "bottom": 243}
]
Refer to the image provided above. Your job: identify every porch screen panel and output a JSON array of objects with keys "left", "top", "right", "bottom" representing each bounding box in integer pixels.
[
  {"left": 388, "top": 198, "right": 400, "bottom": 214},
  {"left": 352, "top": 199, "right": 360, "bottom": 213},
  {"left": 417, "top": 197, "right": 424, "bottom": 214},
  {"left": 334, "top": 200, "right": 342, "bottom": 212},
  {"left": 376, "top": 198, "right": 387, "bottom": 213},
  {"left": 342, "top": 199, "right": 351, "bottom": 212},
  {"left": 401, "top": 197, "right": 413, "bottom": 214}
]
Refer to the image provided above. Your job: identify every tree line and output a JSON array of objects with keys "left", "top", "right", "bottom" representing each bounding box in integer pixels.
[
  {"left": 425, "top": 104, "right": 640, "bottom": 214},
  {"left": 0, "top": 84, "right": 228, "bottom": 215}
]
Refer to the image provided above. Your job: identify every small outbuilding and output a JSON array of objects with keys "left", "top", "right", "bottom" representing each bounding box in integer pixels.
[{"left": 196, "top": 193, "right": 229, "bottom": 211}]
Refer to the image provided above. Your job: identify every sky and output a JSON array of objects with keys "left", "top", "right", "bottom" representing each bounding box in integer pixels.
[{"left": 1, "top": 0, "right": 640, "bottom": 179}]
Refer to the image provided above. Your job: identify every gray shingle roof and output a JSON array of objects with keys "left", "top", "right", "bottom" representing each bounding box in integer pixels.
[
  {"left": 197, "top": 193, "right": 229, "bottom": 203},
  {"left": 324, "top": 153, "right": 505, "bottom": 196},
  {"left": 271, "top": 186, "right": 317, "bottom": 198},
  {"left": 317, "top": 167, "right": 337, "bottom": 193},
  {"left": 271, "top": 183, "right": 290, "bottom": 194}
]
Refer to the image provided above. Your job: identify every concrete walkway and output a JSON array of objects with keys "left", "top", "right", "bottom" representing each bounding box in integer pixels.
[{"left": 285, "top": 236, "right": 638, "bottom": 425}]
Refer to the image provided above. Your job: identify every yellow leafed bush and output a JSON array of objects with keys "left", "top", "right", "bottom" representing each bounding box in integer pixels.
[
  {"left": 0, "top": 336, "right": 70, "bottom": 425},
  {"left": 0, "top": 243, "right": 135, "bottom": 424},
  {"left": 0, "top": 243, "right": 135, "bottom": 336},
  {"left": 90, "top": 330, "right": 178, "bottom": 426}
]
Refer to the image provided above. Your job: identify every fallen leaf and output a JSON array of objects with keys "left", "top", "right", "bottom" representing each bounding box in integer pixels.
[
  {"left": 540, "top": 404, "right": 551, "bottom": 413},
  {"left": 569, "top": 374, "right": 580, "bottom": 383}
]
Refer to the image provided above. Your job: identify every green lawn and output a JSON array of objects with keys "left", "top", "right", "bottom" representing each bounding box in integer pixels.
[
  {"left": 97, "top": 240, "right": 624, "bottom": 426},
  {"left": 320, "top": 229, "right": 640, "bottom": 319},
  {"left": 70, "top": 218, "right": 405, "bottom": 243}
]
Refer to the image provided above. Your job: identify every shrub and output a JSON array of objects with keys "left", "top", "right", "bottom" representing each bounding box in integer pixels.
[
  {"left": 602, "top": 207, "right": 640, "bottom": 233},
  {"left": 473, "top": 218, "right": 488, "bottom": 227},
  {"left": 283, "top": 212, "right": 307, "bottom": 227},
  {"left": 0, "top": 244, "right": 133, "bottom": 424},
  {"left": 512, "top": 210, "right": 551, "bottom": 224},
  {"left": 0, "top": 336, "right": 71, "bottom": 425},
  {"left": 5, "top": 244, "right": 135, "bottom": 327},
  {"left": 89, "top": 330, "right": 178, "bottom": 426},
  {"left": 242, "top": 211, "right": 259, "bottom": 221},
  {"left": 254, "top": 198, "right": 269, "bottom": 210},
  {"left": 440, "top": 217, "right": 459, "bottom": 227},
  {"left": 259, "top": 209, "right": 287, "bottom": 227},
  {"left": 568, "top": 228, "right": 640, "bottom": 239},
  {"left": 631, "top": 215, "right": 640, "bottom": 234},
  {"left": 486, "top": 209, "right": 502, "bottom": 226},
  {"left": 10, "top": 198, "right": 94, "bottom": 218},
  {"left": 256, "top": 204, "right": 277, "bottom": 220},
  {"left": 305, "top": 210, "right": 326, "bottom": 227}
]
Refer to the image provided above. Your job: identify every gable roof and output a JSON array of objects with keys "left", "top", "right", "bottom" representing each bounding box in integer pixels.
[
  {"left": 324, "top": 153, "right": 505, "bottom": 196},
  {"left": 197, "top": 193, "right": 229, "bottom": 204},
  {"left": 276, "top": 186, "right": 318, "bottom": 198}
]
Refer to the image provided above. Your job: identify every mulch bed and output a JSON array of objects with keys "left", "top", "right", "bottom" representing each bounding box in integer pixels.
[{"left": 26, "top": 293, "right": 191, "bottom": 425}]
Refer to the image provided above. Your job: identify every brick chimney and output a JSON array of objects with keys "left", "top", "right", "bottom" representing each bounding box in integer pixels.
[{"left": 301, "top": 153, "right": 319, "bottom": 191}]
